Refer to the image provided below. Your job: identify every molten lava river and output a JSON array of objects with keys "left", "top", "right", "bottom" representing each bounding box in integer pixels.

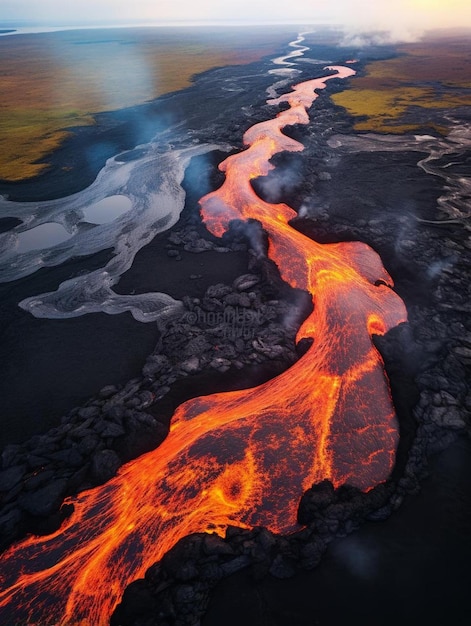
[{"left": 0, "top": 66, "right": 407, "bottom": 624}]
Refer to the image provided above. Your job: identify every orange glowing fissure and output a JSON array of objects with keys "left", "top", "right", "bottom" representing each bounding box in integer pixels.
[{"left": 0, "top": 66, "right": 407, "bottom": 625}]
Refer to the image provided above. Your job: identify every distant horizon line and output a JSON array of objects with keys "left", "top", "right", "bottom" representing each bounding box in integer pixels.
[
  {"left": 0, "top": 20, "right": 344, "bottom": 38},
  {"left": 0, "top": 19, "right": 335, "bottom": 28},
  {"left": 1, "top": 20, "right": 468, "bottom": 40}
]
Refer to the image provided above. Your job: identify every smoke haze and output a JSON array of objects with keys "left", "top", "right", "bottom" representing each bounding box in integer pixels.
[{"left": 1, "top": 0, "right": 470, "bottom": 38}]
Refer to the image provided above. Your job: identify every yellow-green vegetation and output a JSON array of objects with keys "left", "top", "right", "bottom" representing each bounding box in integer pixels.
[
  {"left": 0, "top": 27, "right": 288, "bottom": 181},
  {"left": 0, "top": 110, "right": 96, "bottom": 180},
  {"left": 332, "top": 34, "right": 471, "bottom": 134}
]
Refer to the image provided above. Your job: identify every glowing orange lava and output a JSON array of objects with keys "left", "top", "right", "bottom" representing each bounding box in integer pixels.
[{"left": 0, "top": 66, "right": 407, "bottom": 625}]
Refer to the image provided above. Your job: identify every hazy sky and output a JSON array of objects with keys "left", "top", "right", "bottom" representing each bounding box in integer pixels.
[{"left": 1, "top": 0, "right": 471, "bottom": 32}]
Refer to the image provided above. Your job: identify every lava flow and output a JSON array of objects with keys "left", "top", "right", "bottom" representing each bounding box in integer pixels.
[{"left": 0, "top": 66, "right": 407, "bottom": 625}]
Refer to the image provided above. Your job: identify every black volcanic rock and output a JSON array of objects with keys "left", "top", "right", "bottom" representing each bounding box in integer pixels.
[
  {"left": 17, "top": 478, "right": 68, "bottom": 517},
  {"left": 90, "top": 449, "right": 121, "bottom": 484},
  {"left": 116, "top": 413, "right": 168, "bottom": 462},
  {"left": 297, "top": 479, "right": 335, "bottom": 524},
  {"left": 111, "top": 579, "right": 158, "bottom": 625},
  {"left": 0, "top": 465, "right": 26, "bottom": 492}
]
